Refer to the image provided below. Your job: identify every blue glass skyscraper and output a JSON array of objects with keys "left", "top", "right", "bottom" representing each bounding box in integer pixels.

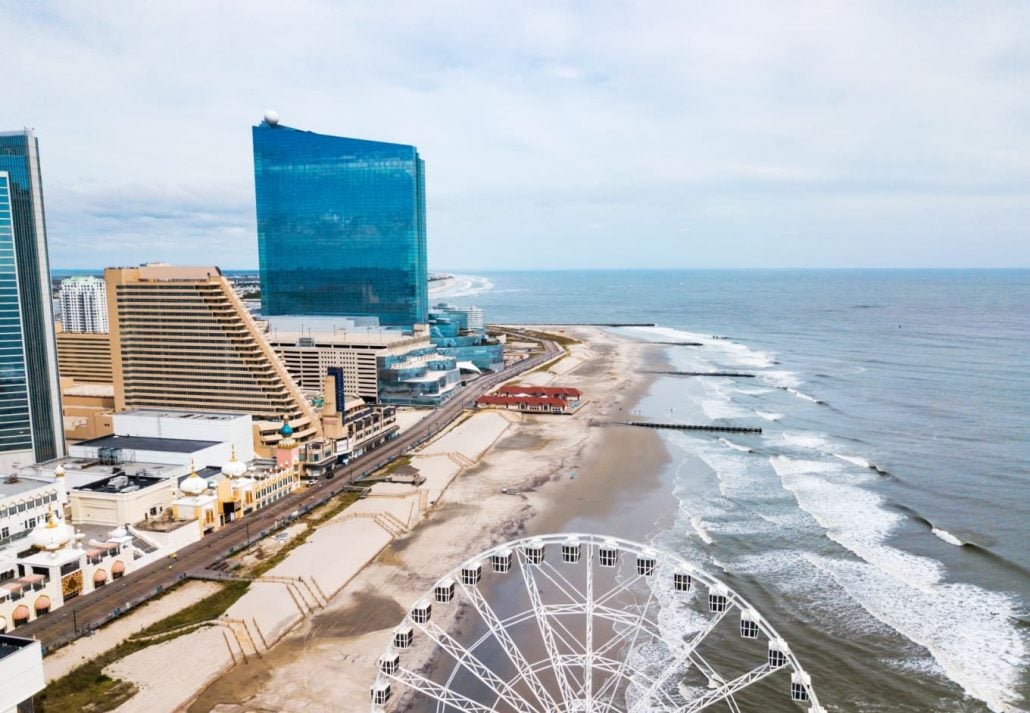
[
  {"left": 252, "top": 115, "right": 429, "bottom": 325},
  {"left": 0, "top": 130, "right": 64, "bottom": 466}
]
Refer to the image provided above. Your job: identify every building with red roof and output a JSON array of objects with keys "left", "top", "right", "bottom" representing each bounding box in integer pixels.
[{"left": 476, "top": 384, "right": 583, "bottom": 414}]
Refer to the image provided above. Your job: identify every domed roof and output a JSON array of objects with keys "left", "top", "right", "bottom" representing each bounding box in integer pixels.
[
  {"left": 221, "top": 445, "right": 247, "bottom": 478},
  {"left": 110, "top": 524, "right": 129, "bottom": 539},
  {"left": 54, "top": 464, "right": 65, "bottom": 478},
  {"left": 280, "top": 420, "right": 294, "bottom": 437},
  {"left": 32, "top": 507, "right": 73, "bottom": 551},
  {"left": 180, "top": 463, "right": 207, "bottom": 496}
]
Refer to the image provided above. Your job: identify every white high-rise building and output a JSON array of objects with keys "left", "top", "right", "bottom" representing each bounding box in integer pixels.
[{"left": 59, "top": 275, "right": 108, "bottom": 333}]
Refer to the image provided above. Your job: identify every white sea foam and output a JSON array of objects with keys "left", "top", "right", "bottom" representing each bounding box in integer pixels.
[
  {"left": 771, "top": 455, "right": 944, "bottom": 586},
  {"left": 781, "top": 431, "right": 834, "bottom": 451},
  {"left": 808, "top": 554, "right": 1028, "bottom": 713},
  {"left": 632, "top": 326, "right": 777, "bottom": 370},
  {"left": 758, "top": 369, "right": 803, "bottom": 388},
  {"left": 834, "top": 453, "right": 874, "bottom": 469},
  {"left": 786, "top": 387, "right": 823, "bottom": 404},
  {"left": 701, "top": 399, "right": 750, "bottom": 420},
  {"left": 718, "top": 437, "right": 751, "bottom": 453},
  {"left": 729, "top": 550, "right": 897, "bottom": 639},
  {"left": 734, "top": 386, "right": 773, "bottom": 395},
  {"left": 755, "top": 410, "right": 783, "bottom": 422},
  {"left": 689, "top": 516, "right": 715, "bottom": 544},
  {"left": 931, "top": 527, "right": 964, "bottom": 547},
  {"left": 693, "top": 442, "right": 766, "bottom": 500}
]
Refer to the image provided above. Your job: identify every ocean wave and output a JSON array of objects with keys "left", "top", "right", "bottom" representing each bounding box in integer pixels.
[
  {"left": 701, "top": 399, "right": 750, "bottom": 420},
  {"left": 689, "top": 516, "right": 715, "bottom": 544},
  {"left": 718, "top": 437, "right": 752, "bottom": 453},
  {"left": 832, "top": 453, "right": 891, "bottom": 476},
  {"left": 734, "top": 386, "right": 773, "bottom": 395},
  {"left": 770, "top": 455, "right": 945, "bottom": 586},
  {"left": 808, "top": 554, "right": 1028, "bottom": 713},
  {"left": 632, "top": 326, "right": 777, "bottom": 369},
  {"left": 785, "top": 387, "right": 826, "bottom": 405},
  {"left": 781, "top": 431, "right": 833, "bottom": 450},
  {"left": 931, "top": 527, "right": 964, "bottom": 547},
  {"left": 757, "top": 369, "right": 803, "bottom": 389},
  {"left": 755, "top": 410, "right": 783, "bottom": 422},
  {"left": 428, "top": 273, "right": 495, "bottom": 299}
]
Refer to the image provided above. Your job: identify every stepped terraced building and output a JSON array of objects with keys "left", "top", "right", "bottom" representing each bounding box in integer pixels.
[{"left": 105, "top": 264, "right": 321, "bottom": 456}]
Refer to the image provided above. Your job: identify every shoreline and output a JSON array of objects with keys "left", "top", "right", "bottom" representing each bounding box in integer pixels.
[{"left": 176, "top": 325, "right": 672, "bottom": 711}]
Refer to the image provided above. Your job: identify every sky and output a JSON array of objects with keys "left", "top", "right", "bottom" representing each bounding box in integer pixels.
[{"left": 3, "top": 1, "right": 1029, "bottom": 270}]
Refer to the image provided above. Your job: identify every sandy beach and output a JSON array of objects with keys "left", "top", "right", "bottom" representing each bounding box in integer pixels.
[{"left": 88, "top": 326, "right": 671, "bottom": 712}]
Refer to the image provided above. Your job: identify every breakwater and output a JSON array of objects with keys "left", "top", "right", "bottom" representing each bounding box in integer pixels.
[
  {"left": 615, "top": 421, "right": 763, "bottom": 434},
  {"left": 643, "top": 370, "right": 755, "bottom": 377}
]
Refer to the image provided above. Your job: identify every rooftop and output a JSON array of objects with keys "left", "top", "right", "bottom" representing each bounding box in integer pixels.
[
  {"left": 63, "top": 383, "right": 115, "bottom": 397},
  {"left": 0, "top": 477, "right": 53, "bottom": 498},
  {"left": 75, "top": 434, "right": 219, "bottom": 454},
  {"left": 75, "top": 473, "right": 166, "bottom": 494},
  {"left": 117, "top": 409, "right": 246, "bottom": 422},
  {"left": 0, "top": 634, "right": 35, "bottom": 661}
]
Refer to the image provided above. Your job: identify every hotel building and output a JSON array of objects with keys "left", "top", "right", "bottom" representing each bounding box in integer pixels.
[
  {"left": 56, "top": 328, "right": 113, "bottom": 384},
  {"left": 105, "top": 264, "right": 321, "bottom": 456},
  {"left": 252, "top": 114, "right": 429, "bottom": 325},
  {"left": 0, "top": 130, "right": 64, "bottom": 468},
  {"left": 58, "top": 275, "right": 109, "bottom": 333}
]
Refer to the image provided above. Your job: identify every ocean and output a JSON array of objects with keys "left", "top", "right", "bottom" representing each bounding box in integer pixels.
[{"left": 433, "top": 269, "right": 1030, "bottom": 712}]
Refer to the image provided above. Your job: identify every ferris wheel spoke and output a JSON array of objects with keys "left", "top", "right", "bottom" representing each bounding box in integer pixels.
[
  {"left": 385, "top": 667, "right": 498, "bottom": 713},
  {"left": 459, "top": 580, "right": 560, "bottom": 710},
  {"left": 675, "top": 662, "right": 777, "bottom": 713},
  {"left": 414, "top": 619, "right": 538, "bottom": 713},
  {"left": 534, "top": 558, "right": 587, "bottom": 604},
  {"left": 584, "top": 544, "right": 595, "bottom": 708},
  {"left": 592, "top": 572, "right": 644, "bottom": 612},
  {"left": 518, "top": 550, "right": 580, "bottom": 704},
  {"left": 592, "top": 574, "right": 660, "bottom": 713},
  {"left": 627, "top": 604, "right": 735, "bottom": 713}
]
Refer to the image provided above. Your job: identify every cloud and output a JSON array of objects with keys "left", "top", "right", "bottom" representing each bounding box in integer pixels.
[{"left": 2, "top": 0, "right": 1028, "bottom": 268}]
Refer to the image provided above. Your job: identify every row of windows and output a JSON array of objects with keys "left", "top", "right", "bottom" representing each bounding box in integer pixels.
[{"left": 0, "top": 491, "right": 57, "bottom": 518}]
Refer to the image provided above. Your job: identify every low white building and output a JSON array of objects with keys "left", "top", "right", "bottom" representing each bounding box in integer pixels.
[
  {"left": 0, "top": 477, "right": 63, "bottom": 548},
  {"left": 69, "top": 473, "right": 176, "bottom": 528},
  {"left": 0, "top": 513, "right": 133, "bottom": 632},
  {"left": 0, "top": 634, "right": 44, "bottom": 713},
  {"left": 112, "top": 410, "right": 254, "bottom": 462}
]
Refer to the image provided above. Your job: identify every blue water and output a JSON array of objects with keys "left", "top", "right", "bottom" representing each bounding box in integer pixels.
[{"left": 437, "top": 269, "right": 1030, "bottom": 712}]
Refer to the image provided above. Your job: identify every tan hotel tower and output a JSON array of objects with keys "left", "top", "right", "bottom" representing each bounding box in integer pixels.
[{"left": 105, "top": 264, "right": 321, "bottom": 455}]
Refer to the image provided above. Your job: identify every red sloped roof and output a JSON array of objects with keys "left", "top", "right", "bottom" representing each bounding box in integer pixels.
[
  {"left": 496, "top": 385, "right": 582, "bottom": 398},
  {"left": 477, "top": 395, "right": 568, "bottom": 409}
]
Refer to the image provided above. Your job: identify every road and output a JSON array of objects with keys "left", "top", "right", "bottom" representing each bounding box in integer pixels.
[{"left": 19, "top": 335, "right": 560, "bottom": 650}]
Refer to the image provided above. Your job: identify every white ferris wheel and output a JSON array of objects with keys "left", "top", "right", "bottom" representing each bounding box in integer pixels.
[{"left": 370, "top": 533, "right": 825, "bottom": 713}]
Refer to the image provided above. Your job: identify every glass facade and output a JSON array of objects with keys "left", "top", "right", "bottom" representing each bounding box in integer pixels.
[
  {"left": 253, "top": 121, "right": 429, "bottom": 326},
  {"left": 428, "top": 304, "right": 504, "bottom": 371},
  {"left": 0, "top": 131, "right": 63, "bottom": 463},
  {"left": 0, "top": 173, "right": 32, "bottom": 453}
]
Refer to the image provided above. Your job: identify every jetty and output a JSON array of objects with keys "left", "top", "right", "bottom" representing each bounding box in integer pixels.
[
  {"left": 505, "top": 322, "right": 658, "bottom": 328},
  {"left": 643, "top": 370, "right": 755, "bottom": 378},
  {"left": 615, "top": 421, "right": 762, "bottom": 434}
]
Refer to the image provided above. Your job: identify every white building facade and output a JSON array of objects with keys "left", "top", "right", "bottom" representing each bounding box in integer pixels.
[{"left": 59, "top": 275, "right": 109, "bottom": 333}]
